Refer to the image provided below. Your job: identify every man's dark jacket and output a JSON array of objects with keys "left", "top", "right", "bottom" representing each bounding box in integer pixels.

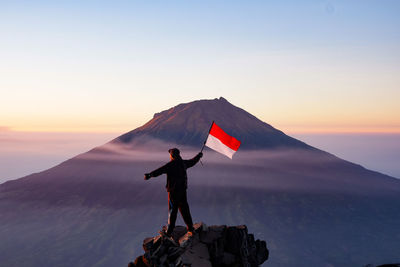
[{"left": 149, "top": 154, "right": 202, "bottom": 192}]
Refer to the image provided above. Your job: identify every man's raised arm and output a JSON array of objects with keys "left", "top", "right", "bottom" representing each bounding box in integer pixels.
[{"left": 184, "top": 152, "right": 203, "bottom": 169}]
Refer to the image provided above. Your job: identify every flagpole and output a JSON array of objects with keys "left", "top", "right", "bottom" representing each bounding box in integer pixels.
[
  {"left": 199, "top": 121, "right": 214, "bottom": 165},
  {"left": 200, "top": 121, "right": 214, "bottom": 153}
]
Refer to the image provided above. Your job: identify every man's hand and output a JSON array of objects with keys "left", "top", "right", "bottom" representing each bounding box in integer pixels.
[{"left": 144, "top": 173, "right": 152, "bottom": 180}]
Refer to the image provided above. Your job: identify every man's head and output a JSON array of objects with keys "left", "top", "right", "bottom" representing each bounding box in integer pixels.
[{"left": 168, "top": 148, "right": 180, "bottom": 160}]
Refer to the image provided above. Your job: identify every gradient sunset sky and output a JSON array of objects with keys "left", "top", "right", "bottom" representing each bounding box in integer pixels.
[{"left": 1, "top": 1, "right": 399, "bottom": 134}]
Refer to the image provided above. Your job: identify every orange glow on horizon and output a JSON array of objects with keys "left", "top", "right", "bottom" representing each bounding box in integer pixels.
[
  {"left": 3, "top": 125, "right": 400, "bottom": 135},
  {"left": 6, "top": 127, "right": 126, "bottom": 134},
  {"left": 282, "top": 127, "right": 400, "bottom": 134}
]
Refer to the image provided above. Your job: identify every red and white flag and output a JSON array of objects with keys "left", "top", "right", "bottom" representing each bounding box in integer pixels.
[{"left": 205, "top": 122, "right": 241, "bottom": 159}]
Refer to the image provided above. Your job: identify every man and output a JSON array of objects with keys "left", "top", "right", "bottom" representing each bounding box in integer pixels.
[{"left": 144, "top": 148, "right": 203, "bottom": 237}]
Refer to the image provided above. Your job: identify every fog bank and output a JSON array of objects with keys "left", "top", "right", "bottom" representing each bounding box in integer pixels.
[
  {"left": 293, "top": 133, "right": 400, "bottom": 179},
  {"left": 1, "top": 132, "right": 399, "bottom": 183}
]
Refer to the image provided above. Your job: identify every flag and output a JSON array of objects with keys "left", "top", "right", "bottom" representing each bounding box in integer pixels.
[{"left": 205, "top": 122, "right": 241, "bottom": 159}]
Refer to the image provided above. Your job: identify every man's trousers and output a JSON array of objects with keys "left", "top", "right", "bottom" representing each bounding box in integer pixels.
[{"left": 167, "top": 190, "right": 194, "bottom": 235}]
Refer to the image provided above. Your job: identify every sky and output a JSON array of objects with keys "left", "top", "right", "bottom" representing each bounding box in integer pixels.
[
  {"left": 0, "top": 0, "right": 399, "bottom": 133},
  {"left": 0, "top": 1, "right": 399, "bottom": 181}
]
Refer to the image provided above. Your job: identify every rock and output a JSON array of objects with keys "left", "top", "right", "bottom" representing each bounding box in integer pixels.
[
  {"left": 194, "top": 222, "right": 208, "bottom": 232},
  {"left": 129, "top": 222, "right": 269, "bottom": 267},
  {"left": 181, "top": 241, "right": 212, "bottom": 267},
  {"left": 222, "top": 252, "right": 236, "bottom": 265},
  {"left": 169, "top": 225, "right": 187, "bottom": 241},
  {"left": 200, "top": 225, "right": 225, "bottom": 244},
  {"left": 127, "top": 255, "right": 150, "bottom": 267},
  {"left": 143, "top": 237, "right": 154, "bottom": 252},
  {"left": 255, "top": 240, "right": 268, "bottom": 264}
]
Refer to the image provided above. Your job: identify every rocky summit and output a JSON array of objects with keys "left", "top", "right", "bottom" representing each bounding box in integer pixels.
[{"left": 128, "top": 222, "right": 269, "bottom": 267}]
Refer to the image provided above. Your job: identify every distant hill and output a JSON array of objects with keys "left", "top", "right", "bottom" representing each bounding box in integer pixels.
[{"left": 1, "top": 97, "right": 400, "bottom": 267}]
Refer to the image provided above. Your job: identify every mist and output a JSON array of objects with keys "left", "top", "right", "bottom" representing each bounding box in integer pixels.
[
  {"left": 0, "top": 131, "right": 117, "bottom": 182},
  {"left": 1, "top": 132, "right": 399, "bottom": 185},
  {"left": 292, "top": 133, "right": 400, "bottom": 179}
]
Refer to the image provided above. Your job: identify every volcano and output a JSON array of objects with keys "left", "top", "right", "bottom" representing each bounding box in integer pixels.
[
  {"left": 115, "top": 97, "right": 310, "bottom": 150},
  {"left": 1, "top": 97, "right": 399, "bottom": 267}
]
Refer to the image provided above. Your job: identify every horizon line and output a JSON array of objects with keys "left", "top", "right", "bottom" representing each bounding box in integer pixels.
[{"left": 2, "top": 127, "right": 400, "bottom": 135}]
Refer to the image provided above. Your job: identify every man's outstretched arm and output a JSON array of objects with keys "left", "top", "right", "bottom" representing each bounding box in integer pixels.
[
  {"left": 144, "top": 163, "right": 170, "bottom": 180},
  {"left": 184, "top": 152, "right": 203, "bottom": 169}
]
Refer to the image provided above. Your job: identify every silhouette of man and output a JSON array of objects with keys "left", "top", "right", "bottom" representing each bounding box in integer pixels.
[{"left": 144, "top": 148, "right": 203, "bottom": 237}]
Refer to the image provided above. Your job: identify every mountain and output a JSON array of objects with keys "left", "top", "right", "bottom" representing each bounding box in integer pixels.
[
  {"left": 115, "top": 97, "right": 310, "bottom": 150},
  {"left": 1, "top": 97, "right": 400, "bottom": 267}
]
